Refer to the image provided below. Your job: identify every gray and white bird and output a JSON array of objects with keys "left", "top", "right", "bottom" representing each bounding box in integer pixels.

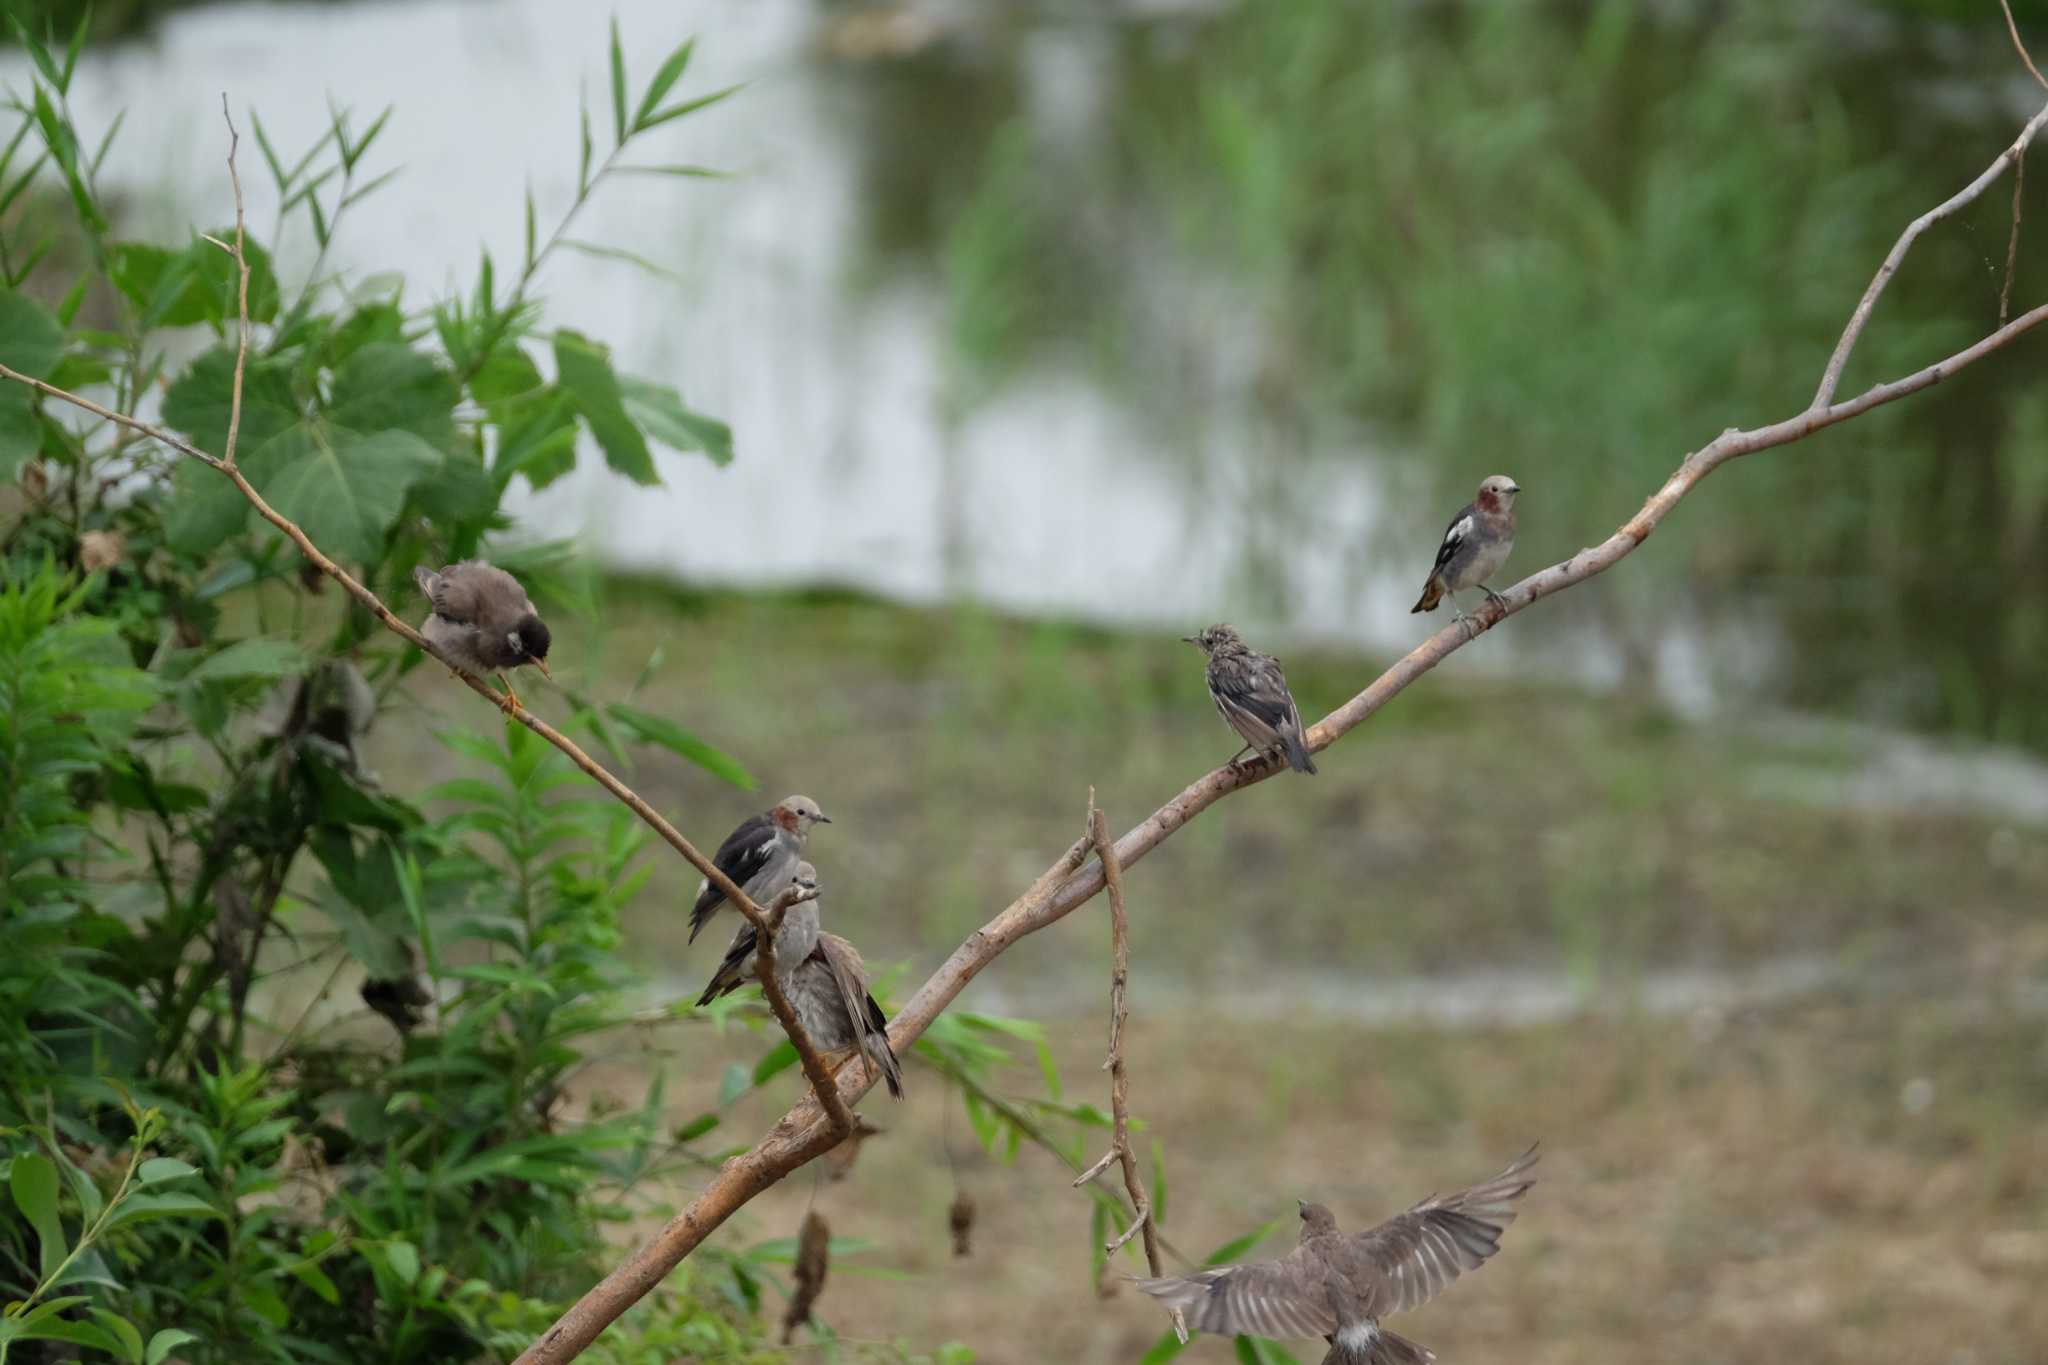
[
  {"left": 413, "top": 560, "right": 553, "bottom": 706},
  {"left": 695, "top": 861, "right": 823, "bottom": 1006},
  {"left": 687, "top": 796, "right": 832, "bottom": 944},
  {"left": 695, "top": 865, "right": 904, "bottom": 1100},
  {"left": 1183, "top": 624, "right": 1317, "bottom": 775},
  {"left": 1133, "top": 1147, "right": 1538, "bottom": 1365},
  {"left": 1410, "top": 475, "right": 1521, "bottom": 619}
]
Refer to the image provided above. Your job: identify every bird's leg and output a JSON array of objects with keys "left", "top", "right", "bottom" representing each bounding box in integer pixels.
[
  {"left": 1224, "top": 742, "right": 1256, "bottom": 773},
  {"left": 1445, "top": 591, "right": 1468, "bottom": 622},
  {"left": 1480, "top": 584, "right": 1507, "bottom": 610},
  {"left": 495, "top": 672, "right": 522, "bottom": 711}
]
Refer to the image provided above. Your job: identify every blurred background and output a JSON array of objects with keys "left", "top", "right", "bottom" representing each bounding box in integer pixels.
[{"left": 4, "top": 0, "right": 2046, "bottom": 1362}]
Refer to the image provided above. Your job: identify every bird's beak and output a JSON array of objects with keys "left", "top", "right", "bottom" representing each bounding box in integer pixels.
[
  {"left": 1180, "top": 635, "right": 1200, "bottom": 645},
  {"left": 1509, "top": 485, "right": 1523, "bottom": 494},
  {"left": 816, "top": 814, "right": 833, "bottom": 824},
  {"left": 1296, "top": 1199, "right": 1307, "bottom": 1211},
  {"left": 532, "top": 657, "right": 553, "bottom": 680}
]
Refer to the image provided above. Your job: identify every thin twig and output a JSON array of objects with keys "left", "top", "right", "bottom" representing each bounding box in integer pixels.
[
  {"left": 2003, "top": 0, "right": 2048, "bottom": 94},
  {"left": 1812, "top": 101, "right": 2048, "bottom": 409},
  {"left": 2002, "top": 148, "right": 2025, "bottom": 327},
  {"left": 216, "top": 96, "right": 251, "bottom": 468},
  {"left": 747, "top": 882, "right": 854, "bottom": 1136},
  {"left": 1083, "top": 798, "right": 1178, "bottom": 1336}
]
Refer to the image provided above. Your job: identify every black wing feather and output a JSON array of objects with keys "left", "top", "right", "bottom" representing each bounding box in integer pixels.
[
  {"left": 1430, "top": 502, "right": 1478, "bottom": 578},
  {"left": 688, "top": 813, "right": 777, "bottom": 942}
]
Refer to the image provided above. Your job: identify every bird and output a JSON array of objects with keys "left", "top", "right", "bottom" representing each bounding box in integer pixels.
[
  {"left": 413, "top": 560, "right": 552, "bottom": 707},
  {"left": 695, "top": 865, "right": 904, "bottom": 1100},
  {"left": 696, "top": 862, "right": 823, "bottom": 1006},
  {"left": 1183, "top": 624, "right": 1317, "bottom": 775},
  {"left": 687, "top": 796, "right": 832, "bottom": 944},
  {"left": 1411, "top": 475, "right": 1521, "bottom": 620},
  {"left": 1131, "top": 1146, "right": 1538, "bottom": 1365}
]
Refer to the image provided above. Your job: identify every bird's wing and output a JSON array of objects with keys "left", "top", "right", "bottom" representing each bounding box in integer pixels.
[
  {"left": 688, "top": 815, "right": 778, "bottom": 934},
  {"left": 814, "top": 933, "right": 903, "bottom": 1097},
  {"left": 695, "top": 921, "right": 760, "bottom": 1006},
  {"left": 1351, "top": 1146, "right": 1538, "bottom": 1315},
  {"left": 1213, "top": 656, "right": 1304, "bottom": 741},
  {"left": 1131, "top": 1246, "right": 1341, "bottom": 1341},
  {"left": 1428, "top": 504, "right": 1479, "bottom": 579}
]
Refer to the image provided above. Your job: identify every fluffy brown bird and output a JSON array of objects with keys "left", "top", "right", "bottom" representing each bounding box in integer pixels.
[
  {"left": 1184, "top": 624, "right": 1317, "bottom": 775},
  {"left": 413, "top": 560, "right": 552, "bottom": 706},
  {"left": 1133, "top": 1147, "right": 1538, "bottom": 1365}
]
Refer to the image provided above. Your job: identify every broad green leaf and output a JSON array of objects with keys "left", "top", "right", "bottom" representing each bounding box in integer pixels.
[
  {"left": 185, "top": 638, "right": 308, "bottom": 685},
  {"left": 146, "top": 1329, "right": 201, "bottom": 1365},
  {"left": 316, "top": 885, "right": 413, "bottom": 978},
  {"left": 384, "top": 1239, "right": 420, "bottom": 1287},
  {"left": 330, "top": 343, "right": 458, "bottom": 449},
  {"left": 718, "top": 1061, "right": 751, "bottom": 1105},
  {"left": 289, "top": 1258, "right": 341, "bottom": 1305},
  {"left": 103, "top": 1191, "right": 220, "bottom": 1230},
  {"left": 633, "top": 38, "right": 696, "bottom": 131},
  {"left": 161, "top": 346, "right": 301, "bottom": 459},
  {"left": 9, "top": 1151, "right": 65, "bottom": 1279},
  {"left": 553, "top": 329, "right": 656, "bottom": 485},
  {"left": 136, "top": 1157, "right": 198, "bottom": 1185},
  {"left": 493, "top": 388, "right": 580, "bottom": 491},
  {"left": 606, "top": 702, "right": 755, "bottom": 789},
  {"left": 11, "top": 1318, "right": 123, "bottom": 1355},
  {"left": 115, "top": 234, "right": 282, "bottom": 328},
  {"left": 412, "top": 448, "right": 496, "bottom": 526},
  {"left": 0, "top": 288, "right": 64, "bottom": 481},
  {"left": 471, "top": 346, "right": 545, "bottom": 404},
  {"left": 88, "top": 1308, "right": 144, "bottom": 1365},
  {"left": 620, "top": 375, "right": 733, "bottom": 466},
  {"left": 162, "top": 459, "right": 251, "bottom": 556},
  {"left": 256, "top": 424, "right": 440, "bottom": 564}
]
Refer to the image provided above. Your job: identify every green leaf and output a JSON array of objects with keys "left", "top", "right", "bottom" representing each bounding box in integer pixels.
[
  {"left": 330, "top": 343, "right": 458, "bottom": 449},
  {"left": 161, "top": 345, "right": 300, "bottom": 459},
  {"left": 673, "top": 1113, "right": 719, "bottom": 1142},
  {"left": 122, "top": 232, "right": 281, "bottom": 328},
  {"left": 751, "top": 1039, "right": 798, "bottom": 1086},
  {"left": 605, "top": 702, "right": 755, "bottom": 789},
  {"left": 718, "top": 1061, "right": 751, "bottom": 1105},
  {"left": 634, "top": 38, "right": 697, "bottom": 131},
  {"left": 413, "top": 448, "right": 497, "bottom": 526},
  {"left": 88, "top": 1307, "right": 144, "bottom": 1365},
  {"left": 8, "top": 17, "right": 65, "bottom": 93},
  {"left": 1150, "top": 1138, "right": 1169, "bottom": 1229},
  {"left": 146, "top": 1329, "right": 200, "bottom": 1365},
  {"left": 316, "top": 885, "right": 413, "bottom": 978},
  {"left": 0, "top": 287, "right": 64, "bottom": 481},
  {"left": 1203, "top": 1218, "right": 1284, "bottom": 1267},
  {"left": 620, "top": 375, "right": 733, "bottom": 466},
  {"left": 608, "top": 17, "right": 629, "bottom": 148},
  {"left": 1137, "top": 1328, "right": 1191, "bottom": 1365},
  {"left": 635, "top": 83, "right": 742, "bottom": 133},
  {"left": 553, "top": 329, "right": 656, "bottom": 485},
  {"left": 384, "top": 1239, "right": 420, "bottom": 1287},
  {"left": 256, "top": 424, "right": 441, "bottom": 564},
  {"left": 103, "top": 1191, "right": 220, "bottom": 1231},
  {"left": 162, "top": 460, "right": 250, "bottom": 557},
  {"left": 136, "top": 1157, "right": 198, "bottom": 1185},
  {"left": 9, "top": 1152, "right": 65, "bottom": 1279},
  {"left": 185, "top": 638, "right": 308, "bottom": 685}
]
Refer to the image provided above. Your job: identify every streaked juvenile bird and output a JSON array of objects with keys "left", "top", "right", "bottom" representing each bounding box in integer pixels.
[
  {"left": 1410, "top": 475, "right": 1521, "bottom": 619},
  {"left": 696, "top": 862, "right": 823, "bottom": 1006},
  {"left": 1132, "top": 1147, "right": 1538, "bottom": 1365},
  {"left": 688, "top": 796, "right": 831, "bottom": 943},
  {"left": 413, "top": 560, "right": 552, "bottom": 707},
  {"left": 696, "top": 866, "right": 904, "bottom": 1100},
  {"left": 1183, "top": 624, "right": 1317, "bottom": 775}
]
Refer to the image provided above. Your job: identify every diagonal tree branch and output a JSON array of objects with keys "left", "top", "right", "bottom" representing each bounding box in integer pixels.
[{"left": 502, "top": 95, "right": 2048, "bottom": 1365}]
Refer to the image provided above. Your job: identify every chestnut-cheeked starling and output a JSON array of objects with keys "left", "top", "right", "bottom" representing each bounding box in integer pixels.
[
  {"left": 1410, "top": 475, "right": 1521, "bottom": 619},
  {"left": 687, "top": 796, "right": 830, "bottom": 944}
]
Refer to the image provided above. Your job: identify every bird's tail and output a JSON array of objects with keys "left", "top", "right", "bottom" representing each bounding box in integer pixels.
[
  {"left": 860, "top": 995, "right": 905, "bottom": 1100},
  {"left": 1283, "top": 729, "right": 1318, "bottom": 775},
  {"left": 686, "top": 899, "right": 717, "bottom": 944},
  {"left": 1321, "top": 1327, "right": 1435, "bottom": 1365},
  {"left": 1410, "top": 578, "right": 1443, "bottom": 614}
]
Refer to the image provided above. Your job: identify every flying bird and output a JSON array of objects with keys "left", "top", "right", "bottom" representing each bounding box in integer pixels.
[
  {"left": 1184, "top": 624, "right": 1317, "bottom": 775},
  {"left": 413, "top": 560, "right": 552, "bottom": 707},
  {"left": 1132, "top": 1146, "right": 1538, "bottom": 1365},
  {"left": 1411, "top": 475, "right": 1520, "bottom": 620},
  {"left": 688, "top": 796, "right": 831, "bottom": 944},
  {"left": 696, "top": 864, "right": 903, "bottom": 1100}
]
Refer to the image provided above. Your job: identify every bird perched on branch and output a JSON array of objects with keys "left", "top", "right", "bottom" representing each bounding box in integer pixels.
[
  {"left": 688, "top": 796, "right": 832, "bottom": 943},
  {"left": 1183, "top": 624, "right": 1317, "bottom": 775},
  {"left": 1411, "top": 475, "right": 1521, "bottom": 620},
  {"left": 1132, "top": 1146, "right": 1538, "bottom": 1365},
  {"left": 695, "top": 863, "right": 904, "bottom": 1100},
  {"left": 413, "top": 560, "right": 552, "bottom": 707},
  {"left": 696, "top": 862, "right": 822, "bottom": 1005}
]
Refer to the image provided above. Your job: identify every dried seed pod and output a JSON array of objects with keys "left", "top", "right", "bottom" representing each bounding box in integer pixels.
[
  {"left": 820, "top": 1115, "right": 881, "bottom": 1182},
  {"left": 781, "top": 1209, "right": 830, "bottom": 1343},
  {"left": 948, "top": 1189, "right": 976, "bottom": 1258}
]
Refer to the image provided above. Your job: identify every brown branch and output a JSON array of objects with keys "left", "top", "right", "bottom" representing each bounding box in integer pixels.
[
  {"left": 2004, "top": 0, "right": 2048, "bottom": 94},
  {"left": 1080, "top": 797, "right": 1179, "bottom": 1336},
  {"left": 2002, "top": 148, "right": 2025, "bottom": 327},
  {"left": 0, "top": 114, "right": 855, "bottom": 1132},
  {"left": 502, "top": 96, "right": 2048, "bottom": 1365},
  {"left": 745, "top": 882, "right": 854, "bottom": 1137},
  {"left": 1812, "top": 102, "right": 2048, "bottom": 408}
]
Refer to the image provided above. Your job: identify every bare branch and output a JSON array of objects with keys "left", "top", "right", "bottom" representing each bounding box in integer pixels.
[
  {"left": 2003, "top": 0, "right": 2048, "bottom": 94},
  {"left": 504, "top": 96, "right": 2048, "bottom": 1365},
  {"left": 215, "top": 95, "right": 252, "bottom": 468},
  {"left": 2002, "top": 148, "right": 2025, "bottom": 328},
  {"left": 1812, "top": 101, "right": 2048, "bottom": 408}
]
